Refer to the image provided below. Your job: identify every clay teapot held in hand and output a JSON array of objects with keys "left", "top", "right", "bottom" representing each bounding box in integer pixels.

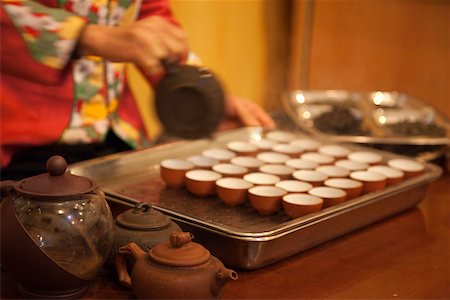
[
  {"left": 154, "top": 62, "right": 226, "bottom": 140},
  {"left": 115, "top": 231, "right": 238, "bottom": 299}
]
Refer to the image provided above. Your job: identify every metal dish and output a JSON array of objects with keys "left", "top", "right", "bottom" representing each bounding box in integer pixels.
[
  {"left": 283, "top": 90, "right": 450, "bottom": 160},
  {"left": 69, "top": 127, "right": 442, "bottom": 269}
]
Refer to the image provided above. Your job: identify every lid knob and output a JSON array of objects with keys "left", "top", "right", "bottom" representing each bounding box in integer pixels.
[
  {"left": 149, "top": 231, "right": 210, "bottom": 267},
  {"left": 116, "top": 202, "right": 171, "bottom": 230},
  {"left": 132, "top": 202, "right": 152, "bottom": 214},
  {"left": 170, "top": 232, "right": 193, "bottom": 248},
  {"left": 46, "top": 155, "right": 67, "bottom": 176},
  {"left": 16, "top": 155, "right": 96, "bottom": 197}
]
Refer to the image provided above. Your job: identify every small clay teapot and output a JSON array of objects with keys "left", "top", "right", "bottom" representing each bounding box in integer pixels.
[
  {"left": 116, "top": 231, "right": 238, "bottom": 299},
  {"left": 107, "top": 202, "right": 181, "bottom": 270}
]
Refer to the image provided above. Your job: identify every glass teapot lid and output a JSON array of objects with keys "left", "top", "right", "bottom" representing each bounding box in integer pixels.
[{"left": 16, "top": 155, "right": 97, "bottom": 198}]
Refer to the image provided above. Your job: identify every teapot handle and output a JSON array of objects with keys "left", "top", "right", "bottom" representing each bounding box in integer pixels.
[
  {"left": 0, "top": 180, "right": 16, "bottom": 202},
  {"left": 115, "top": 242, "right": 146, "bottom": 288}
]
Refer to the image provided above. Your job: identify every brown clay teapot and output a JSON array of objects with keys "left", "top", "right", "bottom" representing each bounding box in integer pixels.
[
  {"left": 107, "top": 202, "right": 181, "bottom": 270},
  {"left": 116, "top": 231, "right": 238, "bottom": 299},
  {"left": 154, "top": 63, "right": 226, "bottom": 139}
]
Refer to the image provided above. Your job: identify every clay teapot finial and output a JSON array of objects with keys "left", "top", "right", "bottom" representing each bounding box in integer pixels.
[
  {"left": 132, "top": 202, "right": 152, "bottom": 214},
  {"left": 169, "top": 231, "right": 193, "bottom": 248},
  {"left": 46, "top": 155, "right": 67, "bottom": 176}
]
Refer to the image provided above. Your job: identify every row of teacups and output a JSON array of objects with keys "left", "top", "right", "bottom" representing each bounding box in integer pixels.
[
  {"left": 160, "top": 165, "right": 345, "bottom": 218},
  {"left": 165, "top": 143, "right": 424, "bottom": 192},
  {"left": 159, "top": 131, "right": 425, "bottom": 216},
  {"left": 203, "top": 140, "right": 421, "bottom": 181},
  {"left": 159, "top": 153, "right": 425, "bottom": 218}
]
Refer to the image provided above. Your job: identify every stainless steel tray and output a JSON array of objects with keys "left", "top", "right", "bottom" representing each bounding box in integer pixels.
[
  {"left": 70, "top": 127, "right": 442, "bottom": 270},
  {"left": 283, "top": 90, "right": 450, "bottom": 161}
]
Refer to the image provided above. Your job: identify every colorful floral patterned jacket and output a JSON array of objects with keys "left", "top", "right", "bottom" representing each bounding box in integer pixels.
[{"left": 0, "top": 0, "right": 179, "bottom": 167}]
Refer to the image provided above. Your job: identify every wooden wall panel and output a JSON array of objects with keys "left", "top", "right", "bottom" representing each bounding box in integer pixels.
[{"left": 291, "top": 0, "right": 449, "bottom": 117}]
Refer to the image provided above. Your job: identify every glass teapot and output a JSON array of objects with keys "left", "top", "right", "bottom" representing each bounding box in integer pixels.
[{"left": 0, "top": 155, "right": 114, "bottom": 298}]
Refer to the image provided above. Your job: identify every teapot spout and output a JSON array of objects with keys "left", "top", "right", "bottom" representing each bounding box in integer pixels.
[
  {"left": 211, "top": 267, "right": 238, "bottom": 298},
  {"left": 216, "top": 267, "right": 238, "bottom": 285}
]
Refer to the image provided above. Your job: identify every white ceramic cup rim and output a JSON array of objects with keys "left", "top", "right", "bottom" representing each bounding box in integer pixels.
[
  {"left": 350, "top": 171, "right": 386, "bottom": 182},
  {"left": 185, "top": 169, "right": 222, "bottom": 181},
  {"left": 348, "top": 151, "right": 383, "bottom": 164},
  {"left": 187, "top": 155, "right": 218, "bottom": 167},
  {"left": 227, "top": 141, "right": 258, "bottom": 153},
  {"left": 249, "top": 186, "right": 286, "bottom": 197},
  {"left": 276, "top": 180, "right": 313, "bottom": 192},
  {"left": 318, "top": 145, "right": 351, "bottom": 157},
  {"left": 161, "top": 159, "right": 194, "bottom": 170},
  {"left": 388, "top": 159, "right": 424, "bottom": 172},
  {"left": 216, "top": 177, "right": 253, "bottom": 189},
  {"left": 257, "top": 152, "right": 290, "bottom": 164},
  {"left": 213, "top": 163, "right": 248, "bottom": 175},
  {"left": 259, "top": 164, "right": 294, "bottom": 176},
  {"left": 301, "top": 152, "right": 335, "bottom": 164},
  {"left": 324, "top": 178, "right": 362, "bottom": 189},
  {"left": 243, "top": 172, "right": 281, "bottom": 185},
  {"left": 285, "top": 159, "right": 319, "bottom": 170},
  {"left": 309, "top": 186, "right": 346, "bottom": 198},
  {"left": 335, "top": 159, "right": 369, "bottom": 171},
  {"left": 293, "top": 170, "right": 328, "bottom": 182},
  {"left": 368, "top": 166, "right": 404, "bottom": 178},
  {"left": 283, "top": 193, "right": 323, "bottom": 205},
  {"left": 316, "top": 166, "right": 350, "bottom": 177},
  {"left": 202, "top": 148, "right": 236, "bottom": 160},
  {"left": 231, "top": 156, "right": 264, "bottom": 168}
]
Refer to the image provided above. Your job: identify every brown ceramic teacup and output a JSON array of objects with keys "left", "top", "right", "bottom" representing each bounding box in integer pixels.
[
  {"left": 160, "top": 159, "right": 195, "bottom": 188},
  {"left": 350, "top": 171, "right": 386, "bottom": 194},
  {"left": 212, "top": 163, "right": 248, "bottom": 178},
  {"left": 292, "top": 170, "right": 328, "bottom": 187},
  {"left": 324, "top": 178, "right": 363, "bottom": 200},
  {"left": 308, "top": 186, "right": 347, "bottom": 208},
  {"left": 368, "top": 165, "right": 404, "bottom": 186},
  {"left": 215, "top": 178, "right": 253, "bottom": 206},
  {"left": 282, "top": 193, "right": 323, "bottom": 218},
  {"left": 248, "top": 186, "right": 287, "bottom": 215},
  {"left": 387, "top": 158, "right": 425, "bottom": 179},
  {"left": 185, "top": 169, "right": 222, "bottom": 197},
  {"left": 259, "top": 164, "right": 294, "bottom": 180}
]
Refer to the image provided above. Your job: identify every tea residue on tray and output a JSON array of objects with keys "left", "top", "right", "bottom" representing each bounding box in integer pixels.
[
  {"left": 313, "top": 105, "right": 369, "bottom": 136},
  {"left": 386, "top": 121, "right": 447, "bottom": 137}
]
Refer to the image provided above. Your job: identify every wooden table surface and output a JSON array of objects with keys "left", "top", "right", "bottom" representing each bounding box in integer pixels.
[{"left": 2, "top": 166, "right": 449, "bottom": 299}]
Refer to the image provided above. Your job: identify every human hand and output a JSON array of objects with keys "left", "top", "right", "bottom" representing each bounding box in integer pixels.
[
  {"left": 78, "top": 16, "right": 189, "bottom": 77},
  {"left": 217, "top": 96, "right": 276, "bottom": 131}
]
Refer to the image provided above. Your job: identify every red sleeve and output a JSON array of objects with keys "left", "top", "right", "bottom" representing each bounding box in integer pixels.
[
  {"left": 138, "top": 0, "right": 180, "bottom": 25},
  {"left": 0, "top": 4, "right": 86, "bottom": 85},
  {"left": 1, "top": 8, "right": 61, "bottom": 84}
]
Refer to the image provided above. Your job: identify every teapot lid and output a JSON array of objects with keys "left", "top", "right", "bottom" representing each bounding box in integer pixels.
[
  {"left": 116, "top": 202, "right": 171, "bottom": 230},
  {"left": 16, "top": 155, "right": 97, "bottom": 198},
  {"left": 149, "top": 232, "right": 210, "bottom": 267}
]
